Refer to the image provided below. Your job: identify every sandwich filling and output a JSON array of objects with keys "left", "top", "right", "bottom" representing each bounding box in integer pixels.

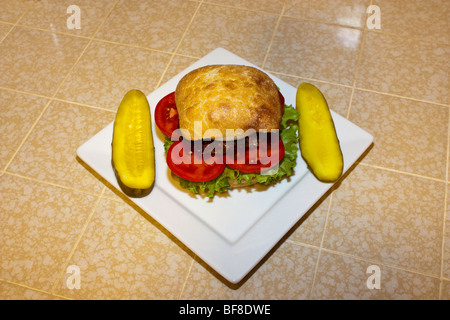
[{"left": 154, "top": 65, "right": 300, "bottom": 197}]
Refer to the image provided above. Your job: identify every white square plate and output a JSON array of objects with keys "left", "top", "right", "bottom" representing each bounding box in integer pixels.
[{"left": 77, "top": 48, "right": 373, "bottom": 284}]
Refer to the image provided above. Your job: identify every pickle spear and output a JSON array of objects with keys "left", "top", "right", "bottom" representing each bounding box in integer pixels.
[
  {"left": 296, "top": 83, "right": 343, "bottom": 182},
  {"left": 112, "top": 89, "right": 155, "bottom": 197}
]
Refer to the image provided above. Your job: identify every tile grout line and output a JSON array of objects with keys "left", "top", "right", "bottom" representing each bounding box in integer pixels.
[
  {"left": 4, "top": 8, "right": 446, "bottom": 48},
  {"left": 201, "top": 0, "right": 371, "bottom": 35},
  {"left": 44, "top": 0, "right": 122, "bottom": 295},
  {"left": 1, "top": 1, "right": 447, "bottom": 299},
  {"left": 0, "top": 86, "right": 115, "bottom": 114},
  {"left": 0, "top": 23, "right": 14, "bottom": 44},
  {"left": 266, "top": 3, "right": 445, "bottom": 257},
  {"left": 346, "top": 4, "right": 370, "bottom": 120},
  {"left": 0, "top": 20, "right": 15, "bottom": 25},
  {"left": 202, "top": 0, "right": 284, "bottom": 18},
  {"left": 365, "top": 28, "right": 450, "bottom": 46},
  {"left": 177, "top": 259, "right": 195, "bottom": 300},
  {"left": 152, "top": 3, "right": 204, "bottom": 295},
  {"left": 304, "top": 1, "right": 449, "bottom": 291},
  {"left": 267, "top": 71, "right": 354, "bottom": 89},
  {"left": 5, "top": 77, "right": 449, "bottom": 110},
  {"left": 346, "top": 87, "right": 356, "bottom": 119},
  {"left": 1, "top": 55, "right": 448, "bottom": 113},
  {"left": 0, "top": 86, "right": 56, "bottom": 100},
  {"left": 307, "top": 193, "right": 335, "bottom": 300},
  {"left": 90, "top": 37, "right": 200, "bottom": 60},
  {"left": 352, "top": 86, "right": 450, "bottom": 108},
  {"left": 2, "top": 1, "right": 447, "bottom": 47},
  {"left": 0, "top": 1, "right": 46, "bottom": 173},
  {"left": 288, "top": 239, "right": 447, "bottom": 281},
  {"left": 154, "top": 1, "right": 203, "bottom": 90},
  {"left": 335, "top": 251, "right": 446, "bottom": 281},
  {"left": 438, "top": 111, "right": 450, "bottom": 299},
  {"left": 2, "top": 3, "right": 446, "bottom": 53},
  {"left": 13, "top": 23, "right": 92, "bottom": 40},
  {"left": 48, "top": 0, "right": 122, "bottom": 97},
  {"left": 2, "top": 99, "right": 52, "bottom": 173},
  {"left": 0, "top": 278, "right": 71, "bottom": 300},
  {"left": 0, "top": 0, "right": 35, "bottom": 44},
  {"left": 4, "top": 22, "right": 203, "bottom": 62},
  {"left": 50, "top": 187, "right": 106, "bottom": 294},
  {"left": 2, "top": 0, "right": 120, "bottom": 174},
  {"left": 2, "top": 1, "right": 120, "bottom": 295},
  {"left": 263, "top": 71, "right": 450, "bottom": 109},
  {"left": 3, "top": 171, "right": 103, "bottom": 198},
  {"left": 4, "top": 13, "right": 447, "bottom": 54},
  {"left": 358, "top": 162, "right": 447, "bottom": 183},
  {"left": 3, "top": 0, "right": 119, "bottom": 172},
  {"left": 3, "top": 73, "right": 448, "bottom": 122},
  {"left": 323, "top": 246, "right": 444, "bottom": 280},
  {"left": 261, "top": 0, "right": 287, "bottom": 69},
  {"left": 50, "top": 97, "right": 116, "bottom": 113}
]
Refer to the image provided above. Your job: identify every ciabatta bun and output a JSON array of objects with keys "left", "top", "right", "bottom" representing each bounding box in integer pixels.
[{"left": 175, "top": 65, "right": 282, "bottom": 141}]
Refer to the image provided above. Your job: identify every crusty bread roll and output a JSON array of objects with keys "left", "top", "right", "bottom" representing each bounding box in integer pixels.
[{"left": 175, "top": 65, "right": 282, "bottom": 141}]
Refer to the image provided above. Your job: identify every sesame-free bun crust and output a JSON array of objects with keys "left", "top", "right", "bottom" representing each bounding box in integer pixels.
[{"left": 175, "top": 65, "right": 282, "bottom": 140}]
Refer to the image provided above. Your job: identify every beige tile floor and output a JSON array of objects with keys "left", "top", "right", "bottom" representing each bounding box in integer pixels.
[{"left": 0, "top": 0, "right": 449, "bottom": 300}]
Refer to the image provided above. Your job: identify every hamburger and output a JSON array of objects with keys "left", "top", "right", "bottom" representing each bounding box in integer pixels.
[{"left": 154, "top": 65, "right": 299, "bottom": 197}]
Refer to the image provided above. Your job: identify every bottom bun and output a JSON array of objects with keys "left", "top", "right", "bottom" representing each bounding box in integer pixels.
[
  {"left": 227, "top": 177, "right": 257, "bottom": 188},
  {"left": 170, "top": 171, "right": 256, "bottom": 191}
]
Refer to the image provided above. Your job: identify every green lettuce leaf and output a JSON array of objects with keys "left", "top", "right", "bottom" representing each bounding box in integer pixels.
[{"left": 164, "top": 104, "right": 299, "bottom": 197}]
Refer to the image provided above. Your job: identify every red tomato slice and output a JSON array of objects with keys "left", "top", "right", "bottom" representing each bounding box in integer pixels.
[
  {"left": 155, "top": 91, "right": 179, "bottom": 139},
  {"left": 167, "top": 140, "right": 226, "bottom": 182},
  {"left": 225, "top": 136, "right": 285, "bottom": 174}
]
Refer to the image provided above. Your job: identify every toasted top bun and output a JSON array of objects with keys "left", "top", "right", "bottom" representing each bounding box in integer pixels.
[{"left": 175, "top": 65, "right": 282, "bottom": 141}]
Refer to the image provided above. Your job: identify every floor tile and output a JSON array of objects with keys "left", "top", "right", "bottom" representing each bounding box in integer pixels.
[
  {"left": 287, "top": 197, "right": 330, "bottom": 248},
  {"left": 0, "top": 90, "right": 48, "bottom": 171},
  {"left": 374, "top": 0, "right": 449, "bottom": 43},
  {"left": 178, "top": 3, "right": 278, "bottom": 66},
  {"left": 442, "top": 280, "right": 450, "bottom": 300},
  {"left": 323, "top": 165, "right": 445, "bottom": 276},
  {"left": 19, "top": 0, "right": 116, "bottom": 37},
  {"left": 160, "top": 54, "right": 198, "bottom": 86},
  {"left": 205, "top": 0, "right": 284, "bottom": 14},
  {"left": 0, "top": 281, "right": 60, "bottom": 300},
  {"left": 181, "top": 242, "right": 319, "bottom": 299},
  {"left": 0, "top": 23, "right": 12, "bottom": 41},
  {"left": 0, "top": 27, "right": 89, "bottom": 96},
  {"left": 284, "top": 0, "right": 370, "bottom": 28},
  {"left": 95, "top": 0, "right": 198, "bottom": 52},
  {"left": 7, "top": 101, "right": 115, "bottom": 194},
  {"left": 444, "top": 185, "right": 450, "bottom": 279},
  {"left": 54, "top": 198, "right": 193, "bottom": 299},
  {"left": 56, "top": 40, "right": 171, "bottom": 110},
  {"left": 349, "top": 90, "right": 449, "bottom": 179},
  {"left": 0, "top": 0, "right": 448, "bottom": 300},
  {"left": 273, "top": 73, "right": 353, "bottom": 117},
  {"left": 266, "top": 17, "right": 362, "bottom": 85},
  {"left": 0, "top": 174, "right": 97, "bottom": 291},
  {"left": 356, "top": 31, "right": 449, "bottom": 105},
  {"left": 0, "top": 0, "right": 34, "bottom": 23},
  {"left": 311, "top": 251, "right": 440, "bottom": 299}
]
